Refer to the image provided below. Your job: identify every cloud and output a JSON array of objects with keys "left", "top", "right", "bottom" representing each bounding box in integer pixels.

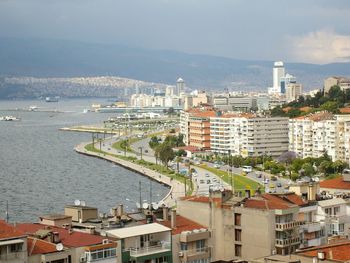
[{"left": 288, "top": 30, "right": 350, "bottom": 64}]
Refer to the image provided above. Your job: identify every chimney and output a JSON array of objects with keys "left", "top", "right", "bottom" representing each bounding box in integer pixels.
[
  {"left": 162, "top": 206, "right": 169, "bottom": 221},
  {"left": 52, "top": 232, "right": 60, "bottom": 243},
  {"left": 117, "top": 204, "right": 124, "bottom": 217},
  {"left": 245, "top": 190, "right": 251, "bottom": 198},
  {"left": 171, "top": 209, "right": 177, "bottom": 229}
]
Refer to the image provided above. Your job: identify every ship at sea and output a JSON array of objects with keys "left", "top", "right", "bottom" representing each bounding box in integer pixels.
[{"left": 45, "top": 96, "right": 60, "bottom": 102}]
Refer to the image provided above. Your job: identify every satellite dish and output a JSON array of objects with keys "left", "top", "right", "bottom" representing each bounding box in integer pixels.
[
  {"left": 142, "top": 203, "right": 149, "bottom": 209},
  {"left": 56, "top": 243, "right": 64, "bottom": 251},
  {"left": 158, "top": 201, "right": 165, "bottom": 207},
  {"left": 136, "top": 202, "right": 141, "bottom": 209},
  {"left": 152, "top": 203, "right": 159, "bottom": 210},
  {"left": 81, "top": 201, "right": 86, "bottom": 207},
  {"left": 74, "top": 199, "right": 81, "bottom": 206}
]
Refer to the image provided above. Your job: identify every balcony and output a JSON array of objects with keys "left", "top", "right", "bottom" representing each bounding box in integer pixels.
[
  {"left": 275, "top": 237, "right": 300, "bottom": 247},
  {"left": 301, "top": 222, "right": 323, "bottom": 233},
  {"left": 180, "top": 230, "right": 210, "bottom": 243},
  {"left": 179, "top": 247, "right": 210, "bottom": 262},
  {"left": 0, "top": 251, "right": 26, "bottom": 261},
  {"left": 275, "top": 221, "right": 304, "bottom": 231},
  {"left": 128, "top": 242, "right": 171, "bottom": 258}
]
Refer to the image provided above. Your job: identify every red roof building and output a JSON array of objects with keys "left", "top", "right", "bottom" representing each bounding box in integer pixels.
[
  {"left": 320, "top": 177, "right": 350, "bottom": 192},
  {"left": 16, "top": 223, "right": 105, "bottom": 248},
  {"left": 297, "top": 241, "right": 350, "bottom": 262}
]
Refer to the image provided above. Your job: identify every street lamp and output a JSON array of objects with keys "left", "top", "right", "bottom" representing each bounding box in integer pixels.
[{"left": 139, "top": 146, "right": 143, "bottom": 160}]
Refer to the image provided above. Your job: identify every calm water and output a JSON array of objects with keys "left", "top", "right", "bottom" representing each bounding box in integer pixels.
[{"left": 0, "top": 99, "right": 169, "bottom": 222}]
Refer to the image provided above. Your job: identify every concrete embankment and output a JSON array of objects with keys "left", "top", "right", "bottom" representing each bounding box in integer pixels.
[{"left": 74, "top": 142, "right": 184, "bottom": 207}]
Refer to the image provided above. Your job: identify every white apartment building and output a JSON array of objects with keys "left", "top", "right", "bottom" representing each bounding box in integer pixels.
[
  {"left": 210, "top": 114, "right": 289, "bottom": 158},
  {"left": 180, "top": 111, "right": 190, "bottom": 145},
  {"left": 289, "top": 112, "right": 350, "bottom": 162}
]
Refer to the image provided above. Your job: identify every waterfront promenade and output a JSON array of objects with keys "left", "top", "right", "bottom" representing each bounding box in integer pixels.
[{"left": 74, "top": 141, "right": 185, "bottom": 207}]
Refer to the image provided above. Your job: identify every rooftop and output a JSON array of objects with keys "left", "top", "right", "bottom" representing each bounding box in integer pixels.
[
  {"left": 106, "top": 223, "right": 171, "bottom": 239},
  {"left": 0, "top": 220, "right": 26, "bottom": 240},
  {"left": 39, "top": 214, "right": 72, "bottom": 220},
  {"left": 65, "top": 205, "right": 97, "bottom": 210},
  {"left": 297, "top": 241, "right": 350, "bottom": 261},
  {"left": 27, "top": 237, "right": 58, "bottom": 255},
  {"left": 16, "top": 223, "right": 104, "bottom": 248},
  {"left": 318, "top": 198, "right": 348, "bottom": 207},
  {"left": 157, "top": 215, "right": 206, "bottom": 235},
  {"left": 243, "top": 193, "right": 305, "bottom": 210},
  {"left": 320, "top": 177, "right": 350, "bottom": 190}
]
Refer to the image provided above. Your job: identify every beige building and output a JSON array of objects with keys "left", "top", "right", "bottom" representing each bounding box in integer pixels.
[
  {"left": 39, "top": 214, "right": 72, "bottom": 228},
  {"left": 324, "top": 76, "right": 350, "bottom": 93},
  {"left": 285, "top": 83, "right": 302, "bottom": 102},
  {"left": 65, "top": 204, "right": 98, "bottom": 223},
  {"left": 178, "top": 191, "right": 309, "bottom": 262}
]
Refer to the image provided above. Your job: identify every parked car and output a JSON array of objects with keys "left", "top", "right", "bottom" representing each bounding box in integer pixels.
[
  {"left": 271, "top": 176, "right": 277, "bottom": 181},
  {"left": 277, "top": 182, "right": 282, "bottom": 187}
]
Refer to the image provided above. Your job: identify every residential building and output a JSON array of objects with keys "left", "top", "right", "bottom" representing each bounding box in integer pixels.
[
  {"left": 210, "top": 114, "right": 289, "bottom": 157},
  {"left": 324, "top": 76, "right": 350, "bottom": 93},
  {"left": 315, "top": 198, "right": 350, "bottom": 238},
  {"left": 65, "top": 204, "right": 98, "bottom": 223},
  {"left": 213, "top": 95, "right": 257, "bottom": 112},
  {"left": 285, "top": 83, "right": 302, "bottom": 102},
  {"left": 182, "top": 108, "right": 216, "bottom": 150},
  {"left": 39, "top": 214, "right": 72, "bottom": 228},
  {"left": 0, "top": 220, "right": 28, "bottom": 263},
  {"left": 289, "top": 112, "right": 350, "bottom": 162},
  {"left": 17, "top": 222, "right": 116, "bottom": 263},
  {"left": 106, "top": 223, "right": 172, "bottom": 263},
  {"left": 178, "top": 191, "right": 308, "bottom": 261},
  {"left": 27, "top": 237, "right": 72, "bottom": 263},
  {"left": 156, "top": 208, "right": 210, "bottom": 263}
]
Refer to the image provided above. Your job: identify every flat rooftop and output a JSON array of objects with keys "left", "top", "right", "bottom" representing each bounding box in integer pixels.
[{"left": 106, "top": 223, "right": 171, "bottom": 239}]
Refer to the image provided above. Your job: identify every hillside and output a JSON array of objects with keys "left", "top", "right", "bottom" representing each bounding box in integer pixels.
[{"left": 1, "top": 38, "right": 350, "bottom": 98}]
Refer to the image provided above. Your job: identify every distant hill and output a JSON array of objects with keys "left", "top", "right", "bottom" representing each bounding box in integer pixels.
[{"left": 1, "top": 37, "right": 350, "bottom": 93}]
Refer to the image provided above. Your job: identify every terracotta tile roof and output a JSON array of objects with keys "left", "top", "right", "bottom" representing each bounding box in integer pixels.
[
  {"left": 157, "top": 215, "right": 206, "bottom": 235},
  {"left": 244, "top": 193, "right": 304, "bottom": 210},
  {"left": 292, "top": 111, "right": 333, "bottom": 121},
  {"left": 16, "top": 223, "right": 104, "bottom": 248},
  {"left": 339, "top": 107, "right": 350, "bottom": 114},
  {"left": 0, "top": 220, "right": 26, "bottom": 240},
  {"left": 298, "top": 241, "right": 350, "bottom": 261},
  {"left": 85, "top": 243, "right": 117, "bottom": 251},
  {"left": 191, "top": 111, "right": 217, "bottom": 118},
  {"left": 320, "top": 177, "right": 350, "bottom": 190},
  {"left": 27, "top": 237, "right": 58, "bottom": 255}
]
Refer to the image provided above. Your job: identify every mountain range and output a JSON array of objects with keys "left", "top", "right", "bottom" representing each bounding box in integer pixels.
[{"left": 1, "top": 37, "right": 350, "bottom": 97}]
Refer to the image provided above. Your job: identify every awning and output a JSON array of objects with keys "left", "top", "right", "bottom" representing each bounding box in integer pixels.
[{"left": 0, "top": 239, "right": 25, "bottom": 246}]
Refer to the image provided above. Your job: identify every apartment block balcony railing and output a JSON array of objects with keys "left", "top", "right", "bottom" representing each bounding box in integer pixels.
[
  {"left": 128, "top": 242, "right": 171, "bottom": 257},
  {"left": 275, "top": 237, "right": 300, "bottom": 247},
  {"left": 275, "top": 221, "right": 304, "bottom": 231}
]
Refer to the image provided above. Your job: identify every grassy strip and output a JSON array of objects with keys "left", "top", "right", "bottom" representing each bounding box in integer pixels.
[
  {"left": 112, "top": 137, "right": 139, "bottom": 153},
  {"left": 84, "top": 143, "right": 192, "bottom": 195},
  {"left": 197, "top": 164, "right": 263, "bottom": 195}
]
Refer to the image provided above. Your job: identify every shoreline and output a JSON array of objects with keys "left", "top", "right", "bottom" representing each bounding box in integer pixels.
[{"left": 74, "top": 141, "right": 184, "bottom": 207}]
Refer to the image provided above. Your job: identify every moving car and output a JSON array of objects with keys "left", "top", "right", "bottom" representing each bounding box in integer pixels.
[{"left": 242, "top": 166, "right": 253, "bottom": 173}]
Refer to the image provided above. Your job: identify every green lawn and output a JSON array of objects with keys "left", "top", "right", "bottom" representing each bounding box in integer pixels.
[{"left": 197, "top": 164, "right": 263, "bottom": 195}]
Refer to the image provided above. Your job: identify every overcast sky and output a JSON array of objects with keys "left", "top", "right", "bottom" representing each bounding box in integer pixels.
[{"left": 1, "top": 0, "right": 350, "bottom": 64}]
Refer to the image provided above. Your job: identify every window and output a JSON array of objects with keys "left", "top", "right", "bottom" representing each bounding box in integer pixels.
[
  {"left": 235, "top": 229, "right": 242, "bottom": 242},
  {"left": 234, "top": 213, "right": 241, "bottom": 226},
  {"left": 339, "top": 223, "right": 345, "bottom": 233},
  {"left": 180, "top": 242, "right": 188, "bottom": 251},
  {"left": 334, "top": 206, "right": 340, "bottom": 216},
  {"left": 235, "top": 244, "right": 242, "bottom": 257},
  {"left": 196, "top": 240, "right": 205, "bottom": 252},
  {"left": 325, "top": 208, "right": 332, "bottom": 216}
]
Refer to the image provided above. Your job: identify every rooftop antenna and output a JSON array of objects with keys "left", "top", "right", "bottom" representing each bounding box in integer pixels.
[{"left": 6, "top": 200, "right": 9, "bottom": 223}]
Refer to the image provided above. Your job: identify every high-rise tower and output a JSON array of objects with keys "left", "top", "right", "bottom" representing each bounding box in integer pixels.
[
  {"left": 175, "top": 78, "right": 185, "bottom": 96},
  {"left": 273, "top": 61, "right": 285, "bottom": 93}
]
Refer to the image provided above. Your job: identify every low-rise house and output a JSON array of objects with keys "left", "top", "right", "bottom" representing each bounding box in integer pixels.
[
  {"left": 27, "top": 237, "right": 71, "bottom": 263},
  {"left": 320, "top": 171, "right": 350, "bottom": 194},
  {"left": 0, "top": 220, "right": 28, "bottom": 263},
  {"left": 65, "top": 204, "right": 98, "bottom": 223},
  {"left": 106, "top": 223, "right": 172, "bottom": 263},
  {"left": 17, "top": 223, "right": 117, "bottom": 263}
]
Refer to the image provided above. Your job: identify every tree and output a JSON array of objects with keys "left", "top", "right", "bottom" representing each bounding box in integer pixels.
[
  {"left": 332, "top": 160, "right": 347, "bottom": 174},
  {"left": 149, "top": 136, "right": 160, "bottom": 149},
  {"left": 320, "top": 101, "right": 340, "bottom": 113},
  {"left": 291, "top": 158, "right": 304, "bottom": 173},
  {"left": 157, "top": 144, "right": 175, "bottom": 168},
  {"left": 319, "top": 160, "right": 333, "bottom": 175},
  {"left": 301, "top": 163, "right": 315, "bottom": 177},
  {"left": 278, "top": 151, "right": 297, "bottom": 165}
]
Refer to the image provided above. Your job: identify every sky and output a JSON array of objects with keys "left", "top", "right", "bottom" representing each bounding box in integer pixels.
[{"left": 0, "top": 0, "right": 350, "bottom": 64}]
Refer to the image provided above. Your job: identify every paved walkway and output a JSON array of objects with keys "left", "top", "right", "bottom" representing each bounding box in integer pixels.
[{"left": 74, "top": 141, "right": 185, "bottom": 207}]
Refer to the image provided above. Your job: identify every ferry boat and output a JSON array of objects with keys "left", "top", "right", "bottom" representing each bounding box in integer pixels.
[{"left": 0, "top": 116, "right": 20, "bottom": 121}]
